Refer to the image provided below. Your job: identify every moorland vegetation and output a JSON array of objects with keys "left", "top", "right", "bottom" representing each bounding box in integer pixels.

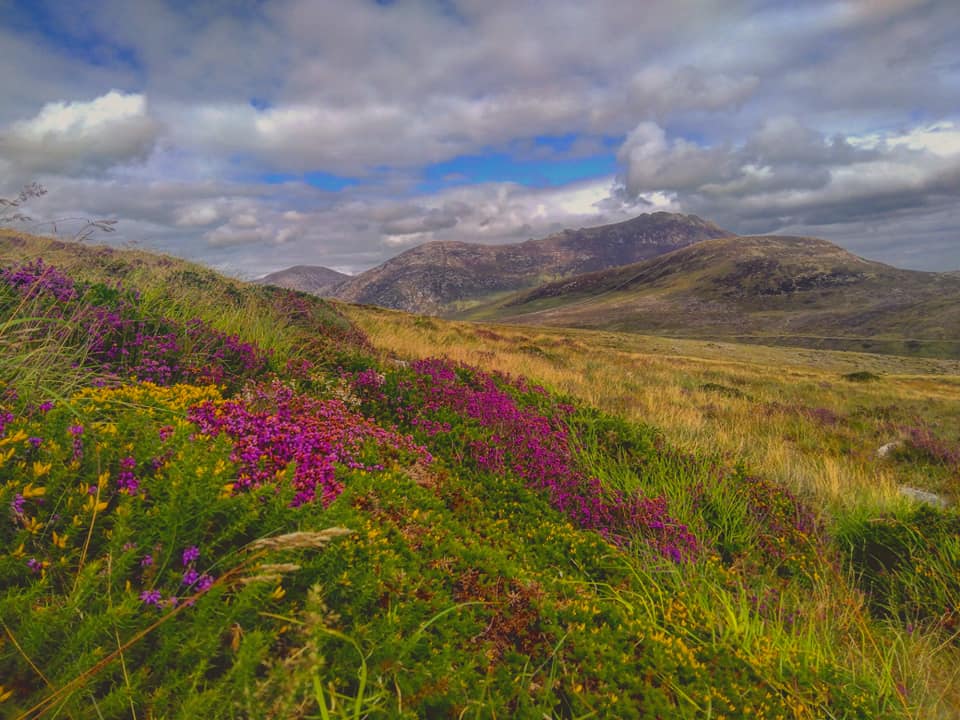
[{"left": 1, "top": 229, "right": 958, "bottom": 718}]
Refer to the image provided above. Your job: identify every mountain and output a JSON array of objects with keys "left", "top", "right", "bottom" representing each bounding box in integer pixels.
[
  {"left": 461, "top": 235, "right": 960, "bottom": 357},
  {"left": 256, "top": 264, "right": 351, "bottom": 295},
  {"left": 333, "top": 212, "right": 732, "bottom": 314}
]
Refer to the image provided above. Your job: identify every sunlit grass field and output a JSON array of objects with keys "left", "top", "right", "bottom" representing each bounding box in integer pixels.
[{"left": 347, "top": 305, "right": 960, "bottom": 512}]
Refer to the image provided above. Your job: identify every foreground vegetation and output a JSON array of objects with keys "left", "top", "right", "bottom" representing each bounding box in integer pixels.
[{"left": 1, "top": 231, "right": 958, "bottom": 718}]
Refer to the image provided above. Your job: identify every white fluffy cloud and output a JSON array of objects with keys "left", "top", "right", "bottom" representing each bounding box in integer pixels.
[{"left": 0, "top": 91, "right": 161, "bottom": 175}]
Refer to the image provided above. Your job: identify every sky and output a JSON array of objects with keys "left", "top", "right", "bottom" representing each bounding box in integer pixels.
[{"left": 1, "top": 0, "right": 958, "bottom": 278}]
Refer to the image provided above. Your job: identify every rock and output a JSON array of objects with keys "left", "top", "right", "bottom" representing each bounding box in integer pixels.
[
  {"left": 898, "top": 485, "right": 949, "bottom": 509},
  {"left": 876, "top": 441, "right": 903, "bottom": 458}
]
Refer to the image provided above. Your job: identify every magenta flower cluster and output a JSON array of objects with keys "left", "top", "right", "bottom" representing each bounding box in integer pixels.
[
  {"left": 0, "top": 410, "right": 13, "bottom": 439},
  {"left": 117, "top": 456, "right": 139, "bottom": 495},
  {"left": 180, "top": 545, "right": 214, "bottom": 592},
  {"left": 86, "top": 312, "right": 270, "bottom": 387},
  {"left": 356, "top": 359, "right": 699, "bottom": 561},
  {"left": 188, "top": 381, "right": 431, "bottom": 507},
  {"left": 1, "top": 259, "right": 271, "bottom": 388},
  {"left": 1, "top": 258, "right": 77, "bottom": 303}
]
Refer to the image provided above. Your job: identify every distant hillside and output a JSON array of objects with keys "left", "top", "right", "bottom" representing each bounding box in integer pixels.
[
  {"left": 462, "top": 235, "right": 960, "bottom": 358},
  {"left": 333, "top": 212, "right": 732, "bottom": 313},
  {"left": 256, "top": 264, "right": 350, "bottom": 295}
]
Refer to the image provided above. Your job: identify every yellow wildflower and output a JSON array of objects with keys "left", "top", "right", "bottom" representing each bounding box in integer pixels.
[
  {"left": 83, "top": 496, "right": 109, "bottom": 513},
  {"left": 0, "top": 429, "right": 27, "bottom": 447},
  {"left": 23, "top": 516, "right": 42, "bottom": 534},
  {"left": 22, "top": 482, "right": 46, "bottom": 497}
]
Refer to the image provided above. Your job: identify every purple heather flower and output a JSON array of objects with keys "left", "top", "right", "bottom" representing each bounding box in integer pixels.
[
  {"left": 196, "top": 573, "right": 214, "bottom": 591},
  {"left": 28, "top": 436, "right": 43, "bottom": 448},
  {"left": 11, "top": 493, "right": 25, "bottom": 517},
  {"left": 182, "top": 568, "right": 200, "bottom": 586},
  {"left": 140, "top": 554, "right": 154, "bottom": 567},
  {"left": 38, "top": 401, "right": 54, "bottom": 413},
  {"left": 140, "top": 589, "right": 163, "bottom": 606},
  {"left": 26, "top": 558, "right": 42, "bottom": 574},
  {"left": 69, "top": 425, "right": 84, "bottom": 461},
  {"left": 117, "top": 456, "right": 139, "bottom": 494},
  {"left": 0, "top": 411, "right": 13, "bottom": 438},
  {"left": 182, "top": 546, "right": 199, "bottom": 566}
]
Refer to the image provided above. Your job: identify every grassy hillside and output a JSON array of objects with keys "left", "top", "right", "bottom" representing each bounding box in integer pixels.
[
  {"left": 459, "top": 235, "right": 960, "bottom": 359},
  {"left": 2, "top": 230, "right": 959, "bottom": 718}
]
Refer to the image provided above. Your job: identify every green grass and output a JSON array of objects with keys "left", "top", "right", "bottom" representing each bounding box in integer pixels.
[{"left": 2, "top": 230, "right": 959, "bottom": 718}]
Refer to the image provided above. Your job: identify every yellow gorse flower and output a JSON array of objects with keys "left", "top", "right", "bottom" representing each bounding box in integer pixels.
[
  {"left": 0, "top": 429, "right": 28, "bottom": 447},
  {"left": 23, "top": 516, "right": 42, "bottom": 534},
  {"left": 22, "top": 482, "right": 46, "bottom": 498},
  {"left": 83, "top": 496, "right": 109, "bottom": 513},
  {"left": 74, "top": 382, "right": 223, "bottom": 412}
]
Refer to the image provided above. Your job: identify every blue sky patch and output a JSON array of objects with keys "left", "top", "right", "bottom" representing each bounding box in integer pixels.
[
  {"left": 260, "top": 171, "right": 358, "bottom": 191},
  {"left": 9, "top": 0, "right": 142, "bottom": 74},
  {"left": 418, "top": 148, "right": 617, "bottom": 193}
]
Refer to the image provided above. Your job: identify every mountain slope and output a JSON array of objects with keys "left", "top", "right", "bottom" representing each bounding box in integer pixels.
[
  {"left": 256, "top": 264, "right": 350, "bottom": 295},
  {"left": 1, "top": 229, "right": 957, "bottom": 717},
  {"left": 463, "top": 235, "right": 960, "bottom": 357},
  {"left": 333, "top": 212, "right": 732, "bottom": 313}
]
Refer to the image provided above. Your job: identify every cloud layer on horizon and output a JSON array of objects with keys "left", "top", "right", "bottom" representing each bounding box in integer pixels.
[{"left": 0, "top": 0, "right": 957, "bottom": 276}]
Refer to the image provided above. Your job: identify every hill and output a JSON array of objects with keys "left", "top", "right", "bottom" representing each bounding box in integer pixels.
[
  {"left": 333, "top": 211, "right": 732, "bottom": 313},
  {"left": 256, "top": 264, "right": 351, "bottom": 295},
  {"left": 2, "top": 228, "right": 959, "bottom": 717},
  {"left": 462, "top": 234, "right": 960, "bottom": 358}
]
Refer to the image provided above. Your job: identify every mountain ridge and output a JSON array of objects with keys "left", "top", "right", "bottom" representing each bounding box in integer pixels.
[
  {"left": 330, "top": 212, "right": 733, "bottom": 313},
  {"left": 255, "top": 264, "right": 350, "bottom": 296}
]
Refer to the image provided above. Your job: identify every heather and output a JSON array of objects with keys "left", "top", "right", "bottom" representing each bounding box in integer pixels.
[{"left": 1, "top": 236, "right": 958, "bottom": 717}]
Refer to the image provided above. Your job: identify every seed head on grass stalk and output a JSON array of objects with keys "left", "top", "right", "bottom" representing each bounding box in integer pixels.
[{"left": 13, "top": 527, "right": 355, "bottom": 720}]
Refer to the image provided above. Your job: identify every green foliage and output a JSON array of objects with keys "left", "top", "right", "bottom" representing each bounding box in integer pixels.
[
  {"left": 0, "top": 239, "right": 949, "bottom": 717},
  {"left": 836, "top": 505, "right": 960, "bottom": 635},
  {"left": 842, "top": 370, "right": 882, "bottom": 382}
]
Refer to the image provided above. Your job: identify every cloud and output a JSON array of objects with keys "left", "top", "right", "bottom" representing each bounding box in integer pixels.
[
  {"left": 613, "top": 118, "right": 960, "bottom": 266},
  {"left": 627, "top": 66, "right": 759, "bottom": 117},
  {"left": 1, "top": 0, "right": 957, "bottom": 272},
  {"left": 617, "top": 122, "right": 736, "bottom": 194},
  {"left": 174, "top": 203, "right": 220, "bottom": 227},
  {"left": 0, "top": 91, "right": 161, "bottom": 175}
]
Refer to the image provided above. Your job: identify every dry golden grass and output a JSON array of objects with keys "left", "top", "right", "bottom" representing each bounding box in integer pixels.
[{"left": 344, "top": 304, "right": 960, "bottom": 514}]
